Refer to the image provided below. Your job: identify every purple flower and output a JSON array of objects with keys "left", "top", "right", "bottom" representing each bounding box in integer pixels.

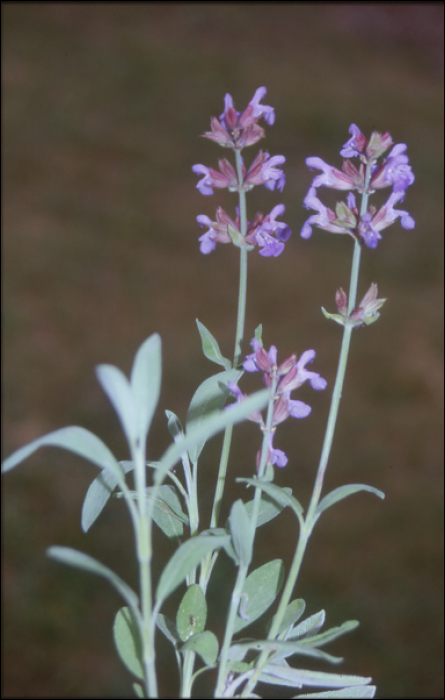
[
  {"left": 340, "top": 124, "right": 393, "bottom": 162},
  {"left": 370, "top": 143, "right": 415, "bottom": 193},
  {"left": 243, "top": 151, "right": 286, "bottom": 192},
  {"left": 306, "top": 157, "right": 356, "bottom": 190},
  {"left": 248, "top": 204, "right": 292, "bottom": 257},
  {"left": 192, "top": 159, "right": 238, "bottom": 195},
  {"left": 362, "top": 191, "right": 415, "bottom": 249},
  {"left": 220, "top": 87, "right": 275, "bottom": 130},
  {"left": 301, "top": 187, "right": 356, "bottom": 239},
  {"left": 267, "top": 432, "right": 288, "bottom": 468}
]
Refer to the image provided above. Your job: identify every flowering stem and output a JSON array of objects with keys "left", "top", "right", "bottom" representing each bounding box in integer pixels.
[
  {"left": 215, "top": 380, "right": 276, "bottom": 698},
  {"left": 242, "top": 166, "right": 373, "bottom": 698},
  {"left": 208, "top": 149, "right": 249, "bottom": 534},
  {"left": 233, "top": 149, "right": 248, "bottom": 368}
]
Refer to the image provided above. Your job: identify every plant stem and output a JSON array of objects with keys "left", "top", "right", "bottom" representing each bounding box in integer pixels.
[
  {"left": 214, "top": 381, "right": 276, "bottom": 698},
  {"left": 208, "top": 149, "right": 249, "bottom": 534},
  {"left": 241, "top": 165, "right": 373, "bottom": 697}
]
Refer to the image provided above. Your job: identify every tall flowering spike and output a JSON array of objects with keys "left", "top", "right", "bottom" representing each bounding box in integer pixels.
[
  {"left": 301, "top": 124, "right": 414, "bottom": 248},
  {"left": 194, "top": 88, "right": 291, "bottom": 256}
]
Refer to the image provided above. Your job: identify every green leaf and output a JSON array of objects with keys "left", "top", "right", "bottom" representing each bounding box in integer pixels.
[
  {"left": 155, "top": 389, "right": 269, "bottom": 486},
  {"left": 130, "top": 333, "right": 162, "bottom": 446},
  {"left": 196, "top": 320, "right": 232, "bottom": 370},
  {"left": 287, "top": 610, "right": 326, "bottom": 640},
  {"left": 238, "top": 478, "right": 304, "bottom": 528},
  {"left": 244, "top": 488, "right": 293, "bottom": 528},
  {"left": 321, "top": 307, "right": 346, "bottom": 326},
  {"left": 176, "top": 584, "right": 207, "bottom": 642},
  {"left": 186, "top": 369, "right": 243, "bottom": 463},
  {"left": 234, "top": 559, "right": 284, "bottom": 633},
  {"left": 299, "top": 620, "right": 359, "bottom": 648},
  {"left": 47, "top": 546, "right": 139, "bottom": 616},
  {"left": 165, "top": 410, "right": 184, "bottom": 441},
  {"left": 315, "top": 484, "right": 385, "bottom": 521},
  {"left": 156, "top": 613, "right": 181, "bottom": 647},
  {"left": 132, "top": 683, "right": 145, "bottom": 698},
  {"left": 228, "top": 499, "right": 253, "bottom": 567},
  {"left": 296, "top": 684, "right": 376, "bottom": 698},
  {"left": 81, "top": 460, "right": 134, "bottom": 533},
  {"left": 260, "top": 665, "right": 372, "bottom": 690},
  {"left": 113, "top": 607, "right": 143, "bottom": 680},
  {"left": 270, "top": 598, "right": 306, "bottom": 638},
  {"left": 230, "top": 639, "right": 341, "bottom": 665},
  {"left": 147, "top": 484, "right": 188, "bottom": 539},
  {"left": 180, "top": 631, "right": 219, "bottom": 666},
  {"left": 96, "top": 364, "right": 137, "bottom": 447},
  {"left": 254, "top": 324, "right": 263, "bottom": 346},
  {"left": 156, "top": 534, "right": 229, "bottom": 603},
  {"left": 2, "top": 426, "right": 124, "bottom": 485}
]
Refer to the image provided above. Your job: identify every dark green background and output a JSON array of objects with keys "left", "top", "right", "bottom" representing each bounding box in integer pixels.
[{"left": 2, "top": 3, "right": 443, "bottom": 698}]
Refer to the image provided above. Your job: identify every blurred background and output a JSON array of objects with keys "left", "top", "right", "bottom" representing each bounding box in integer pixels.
[{"left": 2, "top": 3, "right": 443, "bottom": 698}]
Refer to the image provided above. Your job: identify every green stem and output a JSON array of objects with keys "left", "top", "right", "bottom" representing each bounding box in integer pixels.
[
  {"left": 133, "top": 448, "right": 158, "bottom": 699},
  {"left": 214, "top": 381, "right": 277, "bottom": 698},
  {"left": 241, "top": 165, "right": 373, "bottom": 698},
  {"left": 207, "top": 150, "right": 249, "bottom": 534}
]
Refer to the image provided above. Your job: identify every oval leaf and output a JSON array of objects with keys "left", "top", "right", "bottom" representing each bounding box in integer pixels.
[
  {"left": 156, "top": 534, "right": 229, "bottom": 603},
  {"left": 239, "top": 478, "right": 304, "bottom": 528},
  {"left": 196, "top": 319, "right": 232, "bottom": 369},
  {"left": 82, "top": 460, "right": 134, "bottom": 533},
  {"left": 148, "top": 484, "right": 188, "bottom": 539},
  {"left": 228, "top": 499, "right": 253, "bottom": 567},
  {"left": 96, "top": 364, "right": 137, "bottom": 447},
  {"left": 176, "top": 584, "right": 207, "bottom": 642},
  {"left": 287, "top": 610, "right": 326, "bottom": 640},
  {"left": 244, "top": 488, "right": 293, "bottom": 528},
  {"left": 186, "top": 369, "right": 243, "bottom": 463},
  {"left": 181, "top": 630, "right": 219, "bottom": 666},
  {"left": 234, "top": 559, "right": 284, "bottom": 633},
  {"left": 155, "top": 389, "right": 269, "bottom": 485},
  {"left": 113, "top": 607, "right": 143, "bottom": 680},
  {"left": 130, "top": 333, "right": 162, "bottom": 446}
]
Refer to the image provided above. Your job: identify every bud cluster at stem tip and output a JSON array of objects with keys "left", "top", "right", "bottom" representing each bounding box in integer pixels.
[{"left": 193, "top": 88, "right": 292, "bottom": 257}]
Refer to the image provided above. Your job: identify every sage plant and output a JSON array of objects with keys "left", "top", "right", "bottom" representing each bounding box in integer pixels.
[{"left": 2, "top": 88, "right": 415, "bottom": 699}]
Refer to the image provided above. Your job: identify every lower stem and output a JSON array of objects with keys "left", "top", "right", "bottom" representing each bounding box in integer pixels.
[{"left": 241, "top": 238, "right": 363, "bottom": 698}]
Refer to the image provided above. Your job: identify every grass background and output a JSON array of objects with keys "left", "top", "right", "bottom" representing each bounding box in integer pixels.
[{"left": 2, "top": 3, "right": 443, "bottom": 698}]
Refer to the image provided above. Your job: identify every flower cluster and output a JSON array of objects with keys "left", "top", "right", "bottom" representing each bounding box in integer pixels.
[
  {"left": 301, "top": 124, "right": 415, "bottom": 248},
  {"left": 228, "top": 338, "right": 327, "bottom": 468},
  {"left": 197, "top": 204, "right": 291, "bottom": 257},
  {"left": 193, "top": 88, "right": 291, "bottom": 256}
]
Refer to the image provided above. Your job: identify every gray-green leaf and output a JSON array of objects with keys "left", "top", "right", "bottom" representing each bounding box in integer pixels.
[
  {"left": 2, "top": 426, "right": 124, "bottom": 485},
  {"left": 156, "top": 534, "right": 229, "bottom": 603},
  {"left": 196, "top": 320, "right": 232, "bottom": 370},
  {"left": 176, "top": 584, "right": 207, "bottom": 642},
  {"left": 234, "top": 559, "right": 284, "bottom": 633},
  {"left": 315, "top": 484, "right": 385, "bottom": 522},
  {"left": 239, "top": 478, "right": 304, "bottom": 528},
  {"left": 228, "top": 499, "right": 253, "bottom": 567},
  {"left": 186, "top": 369, "right": 243, "bottom": 463},
  {"left": 180, "top": 630, "right": 219, "bottom": 666},
  {"left": 113, "top": 607, "right": 143, "bottom": 680},
  {"left": 47, "top": 546, "right": 139, "bottom": 616}
]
